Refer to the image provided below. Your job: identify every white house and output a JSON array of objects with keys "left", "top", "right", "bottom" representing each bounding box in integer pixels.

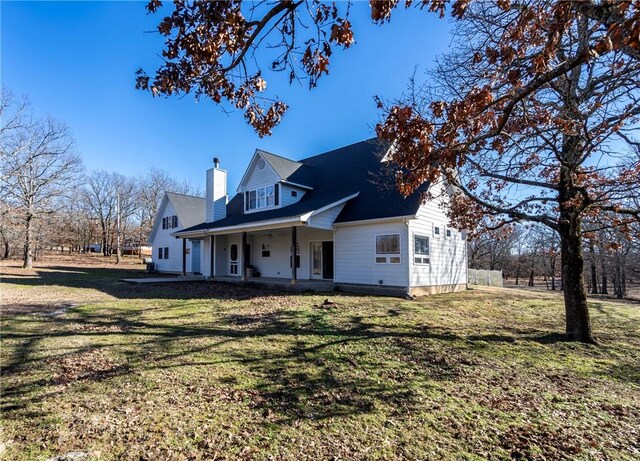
[
  {"left": 148, "top": 192, "right": 206, "bottom": 274},
  {"left": 158, "top": 139, "right": 467, "bottom": 296}
]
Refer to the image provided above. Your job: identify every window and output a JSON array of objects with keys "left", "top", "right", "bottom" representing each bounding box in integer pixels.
[
  {"left": 246, "top": 186, "right": 275, "bottom": 211},
  {"left": 158, "top": 247, "right": 163, "bottom": 259},
  {"left": 164, "top": 247, "right": 169, "bottom": 259},
  {"left": 414, "top": 235, "right": 430, "bottom": 264},
  {"left": 163, "top": 216, "right": 178, "bottom": 229},
  {"left": 261, "top": 243, "right": 271, "bottom": 258},
  {"left": 265, "top": 185, "right": 274, "bottom": 206},
  {"left": 375, "top": 234, "right": 401, "bottom": 264},
  {"left": 446, "top": 228, "right": 452, "bottom": 238},
  {"left": 291, "top": 190, "right": 298, "bottom": 197},
  {"left": 434, "top": 225, "right": 441, "bottom": 237}
]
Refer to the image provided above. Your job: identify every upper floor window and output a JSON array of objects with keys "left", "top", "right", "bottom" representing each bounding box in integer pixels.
[
  {"left": 246, "top": 185, "right": 276, "bottom": 211},
  {"left": 162, "top": 215, "right": 178, "bottom": 229}
]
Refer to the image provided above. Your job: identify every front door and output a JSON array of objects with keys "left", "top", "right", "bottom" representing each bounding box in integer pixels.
[
  {"left": 311, "top": 242, "right": 323, "bottom": 279},
  {"left": 229, "top": 243, "right": 238, "bottom": 275},
  {"left": 191, "top": 240, "right": 201, "bottom": 275},
  {"left": 322, "top": 241, "right": 334, "bottom": 279}
]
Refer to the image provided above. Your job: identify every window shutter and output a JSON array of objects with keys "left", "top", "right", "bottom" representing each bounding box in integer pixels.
[
  {"left": 173, "top": 216, "right": 177, "bottom": 228},
  {"left": 274, "top": 184, "right": 279, "bottom": 206},
  {"left": 245, "top": 192, "right": 250, "bottom": 211}
]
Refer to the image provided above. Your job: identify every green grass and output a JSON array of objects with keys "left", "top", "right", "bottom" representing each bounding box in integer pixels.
[{"left": 2, "top": 265, "right": 639, "bottom": 460}]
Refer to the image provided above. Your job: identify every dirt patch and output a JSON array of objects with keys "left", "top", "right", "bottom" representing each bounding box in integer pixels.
[{"left": 1, "top": 302, "right": 77, "bottom": 316}]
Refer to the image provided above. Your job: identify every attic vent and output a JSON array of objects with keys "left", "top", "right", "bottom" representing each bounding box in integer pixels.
[{"left": 257, "top": 158, "right": 266, "bottom": 169}]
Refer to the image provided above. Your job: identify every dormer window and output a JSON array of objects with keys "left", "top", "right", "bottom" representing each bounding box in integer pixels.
[{"left": 246, "top": 185, "right": 277, "bottom": 211}]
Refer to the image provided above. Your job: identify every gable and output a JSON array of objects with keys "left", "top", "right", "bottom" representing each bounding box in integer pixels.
[
  {"left": 238, "top": 151, "right": 281, "bottom": 193},
  {"left": 167, "top": 192, "right": 206, "bottom": 228},
  {"left": 148, "top": 195, "right": 171, "bottom": 243},
  {"left": 149, "top": 193, "right": 205, "bottom": 242}
]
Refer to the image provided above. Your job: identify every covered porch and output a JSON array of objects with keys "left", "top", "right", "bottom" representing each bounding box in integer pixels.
[{"left": 177, "top": 220, "right": 335, "bottom": 288}]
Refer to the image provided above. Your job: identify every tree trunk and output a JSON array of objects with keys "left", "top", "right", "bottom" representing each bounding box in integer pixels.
[
  {"left": 559, "top": 218, "right": 594, "bottom": 343},
  {"left": 601, "top": 267, "right": 608, "bottom": 295},
  {"left": 515, "top": 263, "right": 520, "bottom": 285},
  {"left": 614, "top": 262, "right": 623, "bottom": 299},
  {"left": 22, "top": 214, "right": 33, "bottom": 269},
  {"left": 589, "top": 242, "right": 598, "bottom": 294}
]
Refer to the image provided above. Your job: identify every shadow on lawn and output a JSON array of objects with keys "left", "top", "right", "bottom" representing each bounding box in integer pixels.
[
  {"left": 1, "top": 264, "right": 349, "bottom": 302},
  {"left": 2, "top": 290, "right": 591, "bottom": 424}
]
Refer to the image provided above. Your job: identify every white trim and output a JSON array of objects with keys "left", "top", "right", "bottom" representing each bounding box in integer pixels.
[
  {"left": 281, "top": 180, "right": 313, "bottom": 190},
  {"left": 302, "top": 193, "right": 360, "bottom": 222},
  {"left": 174, "top": 216, "right": 305, "bottom": 238},
  {"left": 380, "top": 143, "right": 396, "bottom": 163},
  {"left": 148, "top": 194, "right": 170, "bottom": 242},
  {"left": 175, "top": 194, "right": 359, "bottom": 238},
  {"left": 333, "top": 214, "right": 416, "bottom": 227}
]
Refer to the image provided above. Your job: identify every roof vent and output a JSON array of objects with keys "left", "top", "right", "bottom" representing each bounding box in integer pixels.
[{"left": 213, "top": 157, "right": 220, "bottom": 168}]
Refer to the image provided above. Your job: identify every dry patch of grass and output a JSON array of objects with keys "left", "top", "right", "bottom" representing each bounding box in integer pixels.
[{"left": 1, "top": 263, "right": 639, "bottom": 460}]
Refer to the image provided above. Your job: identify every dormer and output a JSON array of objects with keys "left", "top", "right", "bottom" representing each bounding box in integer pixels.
[{"left": 238, "top": 149, "right": 314, "bottom": 214}]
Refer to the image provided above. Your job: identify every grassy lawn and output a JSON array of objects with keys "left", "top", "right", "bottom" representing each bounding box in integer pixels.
[{"left": 2, "top": 259, "right": 639, "bottom": 460}]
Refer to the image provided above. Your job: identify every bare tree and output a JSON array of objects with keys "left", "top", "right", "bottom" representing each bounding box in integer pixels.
[
  {"left": 0, "top": 92, "right": 83, "bottom": 268},
  {"left": 83, "top": 171, "right": 117, "bottom": 257}
]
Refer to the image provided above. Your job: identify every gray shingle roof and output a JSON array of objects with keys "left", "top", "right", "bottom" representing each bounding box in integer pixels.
[
  {"left": 258, "top": 150, "right": 314, "bottom": 187},
  {"left": 166, "top": 192, "right": 205, "bottom": 228},
  {"left": 180, "top": 138, "right": 428, "bottom": 234}
]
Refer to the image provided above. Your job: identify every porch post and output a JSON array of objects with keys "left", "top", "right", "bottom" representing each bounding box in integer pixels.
[
  {"left": 210, "top": 235, "right": 215, "bottom": 278},
  {"left": 291, "top": 226, "right": 297, "bottom": 285},
  {"left": 241, "top": 232, "right": 247, "bottom": 281},
  {"left": 182, "top": 238, "right": 187, "bottom": 276}
]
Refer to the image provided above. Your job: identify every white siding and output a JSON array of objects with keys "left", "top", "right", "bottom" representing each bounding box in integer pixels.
[
  {"left": 307, "top": 203, "right": 345, "bottom": 230},
  {"left": 334, "top": 221, "right": 409, "bottom": 288},
  {"left": 408, "top": 196, "right": 467, "bottom": 288},
  {"left": 150, "top": 200, "right": 202, "bottom": 274},
  {"left": 280, "top": 184, "right": 306, "bottom": 207},
  {"left": 206, "top": 167, "right": 228, "bottom": 222}
]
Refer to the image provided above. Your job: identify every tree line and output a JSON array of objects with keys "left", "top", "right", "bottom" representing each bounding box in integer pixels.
[
  {"left": 0, "top": 88, "right": 200, "bottom": 268},
  {"left": 470, "top": 222, "right": 640, "bottom": 299}
]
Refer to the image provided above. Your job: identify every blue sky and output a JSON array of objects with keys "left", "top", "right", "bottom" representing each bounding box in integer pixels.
[{"left": 2, "top": 1, "right": 452, "bottom": 190}]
